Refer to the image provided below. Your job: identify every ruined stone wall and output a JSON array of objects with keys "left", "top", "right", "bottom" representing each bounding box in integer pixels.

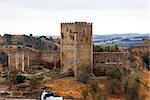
[
  {"left": 94, "top": 52, "right": 130, "bottom": 63},
  {"left": 41, "top": 51, "right": 60, "bottom": 68},
  {"left": 28, "top": 51, "right": 41, "bottom": 65},
  {"left": 93, "top": 52, "right": 131, "bottom": 76},
  {"left": 93, "top": 52, "right": 131, "bottom": 67},
  {"left": 9, "top": 52, "right": 28, "bottom": 72},
  {"left": 8, "top": 50, "right": 60, "bottom": 71},
  {"left": 41, "top": 51, "right": 60, "bottom": 63},
  {"left": 0, "top": 44, "right": 60, "bottom": 72},
  {"left": 8, "top": 51, "right": 41, "bottom": 72},
  {"left": 61, "top": 22, "right": 93, "bottom": 77}
]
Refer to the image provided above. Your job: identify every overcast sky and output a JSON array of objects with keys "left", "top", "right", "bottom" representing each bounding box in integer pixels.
[{"left": 0, "top": 0, "right": 149, "bottom": 36}]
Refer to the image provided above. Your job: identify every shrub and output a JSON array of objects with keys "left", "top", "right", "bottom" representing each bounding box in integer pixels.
[
  {"left": 4, "top": 34, "right": 12, "bottom": 45},
  {"left": 30, "top": 77, "right": 40, "bottom": 88},
  {"left": 108, "top": 79, "right": 123, "bottom": 95},
  {"left": 93, "top": 45, "right": 104, "bottom": 52},
  {"left": 143, "top": 55, "right": 150, "bottom": 70},
  {"left": 106, "top": 67, "right": 123, "bottom": 81},
  {"left": 143, "top": 55, "right": 150, "bottom": 66},
  {"left": 125, "top": 80, "right": 140, "bottom": 100},
  {"left": 96, "top": 94, "right": 102, "bottom": 100},
  {"left": 89, "top": 82, "right": 99, "bottom": 94},
  {"left": 93, "top": 45, "right": 120, "bottom": 52},
  {"left": 76, "top": 67, "right": 91, "bottom": 84},
  {"left": 124, "top": 76, "right": 147, "bottom": 100},
  {"left": 15, "top": 75, "right": 26, "bottom": 84},
  {"left": 89, "top": 82, "right": 100, "bottom": 100},
  {"left": 48, "top": 69, "right": 61, "bottom": 78}
]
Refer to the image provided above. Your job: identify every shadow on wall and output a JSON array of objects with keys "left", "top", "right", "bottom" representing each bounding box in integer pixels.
[
  {"left": 0, "top": 51, "right": 8, "bottom": 67},
  {"left": 41, "top": 60, "right": 60, "bottom": 69}
]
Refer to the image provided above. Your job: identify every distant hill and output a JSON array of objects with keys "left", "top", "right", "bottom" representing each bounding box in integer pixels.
[
  {"left": 1, "top": 33, "right": 148, "bottom": 48},
  {"left": 93, "top": 33, "right": 150, "bottom": 47},
  {"left": 43, "top": 33, "right": 150, "bottom": 47},
  {"left": 0, "top": 34, "right": 60, "bottom": 51}
]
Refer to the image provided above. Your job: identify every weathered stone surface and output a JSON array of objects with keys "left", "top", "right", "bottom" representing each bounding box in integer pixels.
[{"left": 60, "top": 22, "right": 93, "bottom": 77}]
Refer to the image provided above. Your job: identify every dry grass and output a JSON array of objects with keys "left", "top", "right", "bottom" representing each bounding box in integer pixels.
[
  {"left": 44, "top": 70, "right": 150, "bottom": 100},
  {"left": 45, "top": 77, "right": 86, "bottom": 99},
  {"left": 140, "top": 70, "right": 150, "bottom": 100}
]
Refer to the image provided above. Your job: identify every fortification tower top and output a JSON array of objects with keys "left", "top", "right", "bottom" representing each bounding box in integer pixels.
[
  {"left": 61, "top": 22, "right": 92, "bottom": 25},
  {"left": 61, "top": 22, "right": 92, "bottom": 36}
]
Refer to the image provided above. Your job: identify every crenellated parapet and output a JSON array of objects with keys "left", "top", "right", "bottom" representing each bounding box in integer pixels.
[{"left": 61, "top": 22, "right": 92, "bottom": 26}]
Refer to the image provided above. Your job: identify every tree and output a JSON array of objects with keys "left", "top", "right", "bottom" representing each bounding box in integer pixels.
[
  {"left": 4, "top": 34, "right": 12, "bottom": 45},
  {"left": 114, "top": 45, "right": 119, "bottom": 52},
  {"left": 77, "top": 67, "right": 91, "bottom": 84},
  {"left": 93, "top": 45, "right": 120, "bottom": 52},
  {"left": 17, "top": 41, "right": 23, "bottom": 45},
  {"left": 93, "top": 45, "right": 104, "bottom": 52},
  {"left": 143, "top": 55, "right": 150, "bottom": 70},
  {"left": 106, "top": 67, "right": 125, "bottom": 95}
]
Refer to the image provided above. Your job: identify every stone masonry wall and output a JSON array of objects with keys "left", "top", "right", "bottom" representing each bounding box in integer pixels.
[
  {"left": 41, "top": 51, "right": 60, "bottom": 68},
  {"left": 8, "top": 51, "right": 59, "bottom": 72},
  {"left": 61, "top": 22, "right": 93, "bottom": 77},
  {"left": 93, "top": 52, "right": 131, "bottom": 76},
  {"left": 93, "top": 52, "right": 131, "bottom": 69}
]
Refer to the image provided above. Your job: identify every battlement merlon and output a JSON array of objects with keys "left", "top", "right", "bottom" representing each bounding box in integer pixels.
[
  {"left": 61, "top": 22, "right": 92, "bottom": 26},
  {"left": 61, "top": 22, "right": 92, "bottom": 35}
]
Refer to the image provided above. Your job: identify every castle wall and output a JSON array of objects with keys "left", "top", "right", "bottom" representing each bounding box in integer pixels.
[
  {"left": 93, "top": 52, "right": 131, "bottom": 76},
  {"left": 28, "top": 51, "right": 41, "bottom": 66},
  {"left": 93, "top": 52, "right": 130, "bottom": 63},
  {"left": 93, "top": 52, "right": 131, "bottom": 68},
  {"left": 9, "top": 52, "right": 27, "bottom": 71},
  {"left": 41, "top": 51, "right": 60, "bottom": 68},
  {"left": 8, "top": 50, "right": 60, "bottom": 72},
  {"left": 8, "top": 51, "right": 41, "bottom": 72}
]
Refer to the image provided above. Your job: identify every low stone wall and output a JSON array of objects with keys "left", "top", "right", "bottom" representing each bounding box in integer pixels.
[
  {"left": 93, "top": 52, "right": 131, "bottom": 76},
  {"left": 8, "top": 51, "right": 60, "bottom": 72},
  {"left": 9, "top": 51, "right": 31, "bottom": 72},
  {"left": 93, "top": 52, "right": 130, "bottom": 64}
]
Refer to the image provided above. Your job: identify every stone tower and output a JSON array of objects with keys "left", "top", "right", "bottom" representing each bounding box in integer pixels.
[{"left": 60, "top": 22, "right": 93, "bottom": 77}]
